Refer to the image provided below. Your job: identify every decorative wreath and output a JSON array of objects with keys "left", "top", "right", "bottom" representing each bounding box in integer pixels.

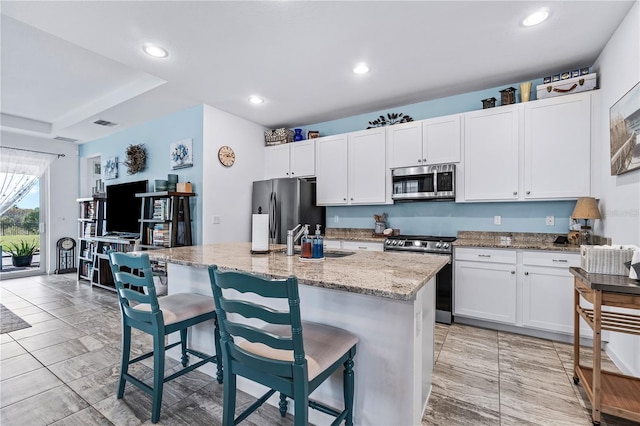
[
  {"left": 367, "top": 112, "right": 414, "bottom": 129},
  {"left": 124, "top": 144, "right": 146, "bottom": 174}
]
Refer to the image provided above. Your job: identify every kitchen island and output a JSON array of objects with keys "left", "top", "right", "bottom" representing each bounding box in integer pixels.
[{"left": 146, "top": 242, "right": 448, "bottom": 425}]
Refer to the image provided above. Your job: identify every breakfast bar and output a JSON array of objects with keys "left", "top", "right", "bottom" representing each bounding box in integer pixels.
[{"left": 146, "top": 242, "right": 448, "bottom": 425}]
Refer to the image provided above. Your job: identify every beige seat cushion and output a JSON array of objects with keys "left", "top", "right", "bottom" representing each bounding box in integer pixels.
[
  {"left": 134, "top": 293, "right": 215, "bottom": 325},
  {"left": 239, "top": 321, "right": 358, "bottom": 380}
]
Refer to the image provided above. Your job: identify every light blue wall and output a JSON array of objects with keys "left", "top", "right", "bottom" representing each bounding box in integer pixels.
[
  {"left": 79, "top": 105, "right": 205, "bottom": 244},
  {"left": 293, "top": 77, "right": 580, "bottom": 235}
]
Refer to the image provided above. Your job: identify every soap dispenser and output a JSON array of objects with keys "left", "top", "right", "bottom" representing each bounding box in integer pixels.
[
  {"left": 301, "top": 225, "right": 313, "bottom": 258},
  {"left": 313, "top": 224, "right": 324, "bottom": 258}
]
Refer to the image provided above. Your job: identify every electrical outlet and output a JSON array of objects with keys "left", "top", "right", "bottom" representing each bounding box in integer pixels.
[
  {"left": 334, "top": 215, "right": 339, "bottom": 223},
  {"left": 494, "top": 215, "right": 501, "bottom": 225},
  {"left": 546, "top": 215, "right": 555, "bottom": 226},
  {"left": 212, "top": 215, "right": 221, "bottom": 224}
]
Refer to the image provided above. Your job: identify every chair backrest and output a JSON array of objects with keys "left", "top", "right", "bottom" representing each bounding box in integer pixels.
[
  {"left": 108, "top": 252, "right": 163, "bottom": 330},
  {"left": 208, "top": 265, "right": 305, "bottom": 379}
]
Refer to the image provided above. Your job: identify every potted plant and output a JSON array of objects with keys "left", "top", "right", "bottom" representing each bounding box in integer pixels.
[{"left": 5, "top": 240, "right": 39, "bottom": 267}]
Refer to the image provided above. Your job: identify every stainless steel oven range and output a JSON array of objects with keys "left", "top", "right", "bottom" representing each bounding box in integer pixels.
[{"left": 384, "top": 235, "right": 455, "bottom": 324}]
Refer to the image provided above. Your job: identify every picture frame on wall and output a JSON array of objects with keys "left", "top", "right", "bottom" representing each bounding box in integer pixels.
[
  {"left": 170, "top": 138, "right": 193, "bottom": 169},
  {"left": 609, "top": 81, "right": 640, "bottom": 176},
  {"left": 102, "top": 156, "right": 118, "bottom": 180}
]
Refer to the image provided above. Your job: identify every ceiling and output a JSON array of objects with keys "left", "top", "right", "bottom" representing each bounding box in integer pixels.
[{"left": 0, "top": 1, "right": 635, "bottom": 144}]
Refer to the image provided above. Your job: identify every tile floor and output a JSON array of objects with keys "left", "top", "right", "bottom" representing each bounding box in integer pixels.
[{"left": 0, "top": 273, "right": 637, "bottom": 425}]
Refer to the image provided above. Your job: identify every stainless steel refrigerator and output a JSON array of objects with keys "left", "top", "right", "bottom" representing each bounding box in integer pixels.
[{"left": 252, "top": 178, "right": 325, "bottom": 244}]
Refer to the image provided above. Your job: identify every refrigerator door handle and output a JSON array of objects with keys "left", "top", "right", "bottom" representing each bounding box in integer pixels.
[{"left": 269, "top": 192, "right": 276, "bottom": 239}]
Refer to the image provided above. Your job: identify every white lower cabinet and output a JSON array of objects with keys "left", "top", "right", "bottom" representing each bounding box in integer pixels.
[
  {"left": 455, "top": 247, "right": 584, "bottom": 337},
  {"left": 454, "top": 248, "right": 517, "bottom": 324},
  {"left": 324, "top": 240, "right": 384, "bottom": 252}
]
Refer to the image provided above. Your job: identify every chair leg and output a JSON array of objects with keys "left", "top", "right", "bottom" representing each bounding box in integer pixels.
[
  {"left": 151, "top": 333, "right": 165, "bottom": 424},
  {"left": 180, "top": 328, "right": 189, "bottom": 367},
  {"left": 118, "top": 325, "right": 131, "bottom": 399},
  {"left": 344, "top": 358, "right": 355, "bottom": 426},
  {"left": 214, "top": 315, "right": 224, "bottom": 384},
  {"left": 222, "top": 369, "right": 236, "bottom": 426},
  {"left": 293, "top": 392, "right": 308, "bottom": 426},
  {"left": 279, "top": 393, "right": 288, "bottom": 417}
]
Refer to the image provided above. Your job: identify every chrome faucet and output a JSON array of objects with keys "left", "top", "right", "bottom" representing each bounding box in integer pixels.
[{"left": 286, "top": 224, "right": 306, "bottom": 256}]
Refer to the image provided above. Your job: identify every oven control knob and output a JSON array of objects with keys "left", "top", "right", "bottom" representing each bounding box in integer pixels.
[
  {"left": 435, "top": 242, "right": 442, "bottom": 248},
  {"left": 392, "top": 240, "right": 398, "bottom": 246},
  {"left": 398, "top": 241, "right": 405, "bottom": 247},
  {"left": 442, "top": 243, "right": 449, "bottom": 249},
  {"left": 385, "top": 240, "right": 391, "bottom": 245}
]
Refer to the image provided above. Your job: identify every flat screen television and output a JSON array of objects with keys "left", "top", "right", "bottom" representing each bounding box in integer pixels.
[{"left": 105, "top": 180, "right": 148, "bottom": 235}]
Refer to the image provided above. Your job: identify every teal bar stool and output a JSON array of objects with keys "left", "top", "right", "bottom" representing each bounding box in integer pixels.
[
  {"left": 208, "top": 265, "right": 358, "bottom": 426},
  {"left": 108, "top": 252, "right": 223, "bottom": 423}
]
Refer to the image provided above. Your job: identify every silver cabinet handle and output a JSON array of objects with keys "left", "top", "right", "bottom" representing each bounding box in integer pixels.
[
  {"left": 526, "top": 191, "right": 531, "bottom": 195},
  {"left": 423, "top": 158, "right": 427, "bottom": 162},
  {"left": 552, "top": 259, "right": 568, "bottom": 263},
  {"left": 358, "top": 246, "right": 367, "bottom": 250},
  {"left": 524, "top": 272, "right": 529, "bottom": 275},
  {"left": 291, "top": 171, "right": 295, "bottom": 175},
  {"left": 350, "top": 198, "right": 354, "bottom": 201},
  {"left": 511, "top": 271, "right": 516, "bottom": 274},
  {"left": 417, "top": 159, "right": 422, "bottom": 163},
  {"left": 478, "top": 254, "right": 491, "bottom": 258},
  {"left": 513, "top": 191, "right": 518, "bottom": 196}
]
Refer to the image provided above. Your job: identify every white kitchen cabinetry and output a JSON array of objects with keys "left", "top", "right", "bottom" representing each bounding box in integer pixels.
[
  {"left": 521, "top": 251, "right": 588, "bottom": 335},
  {"left": 265, "top": 140, "right": 315, "bottom": 179},
  {"left": 462, "top": 92, "right": 592, "bottom": 202},
  {"left": 463, "top": 106, "right": 520, "bottom": 201},
  {"left": 324, "top": 239, "right": 384, "bottom": 252},
  {"left": 388, "top": 115, "right": 461, "bottom": 168},
  {"left": 454, "top": 248, "right": 517, "bottom": 324},
  {"left": 523, "top": 92, "right": 591, "bottom": 199},
  {"left": 316, "top": 128, "right": 387, "bottom": 205}
]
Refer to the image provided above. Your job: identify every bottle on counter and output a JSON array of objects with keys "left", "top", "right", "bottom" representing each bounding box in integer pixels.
[
  {"left": 301, "top": 225, "right": 313, "bottom": 258},
  {"left": 313, "top": 224, "right": 324, "bottom": 258}
]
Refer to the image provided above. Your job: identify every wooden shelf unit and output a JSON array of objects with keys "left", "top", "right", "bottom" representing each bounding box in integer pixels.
[
  {"left": 136, "top": 191, "right": 195, "bottom": 249},
  {"left": 572, "top": 269, "right": 640, "bottom": 425},
  {"left": 76, "top": 196, "right": 105, "bottom": 282}
]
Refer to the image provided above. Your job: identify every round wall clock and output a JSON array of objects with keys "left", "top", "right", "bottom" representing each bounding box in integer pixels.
[{"left": 218, "top": 145, "right": 235, "bottom": 167}]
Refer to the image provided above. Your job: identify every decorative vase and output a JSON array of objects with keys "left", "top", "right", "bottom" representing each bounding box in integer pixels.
[
  {"left": 520, "top": 82, "right": 532, "bottom": 102},
  {"left": 294, "top": 128, "right": 303, "bottom": 141},
  {"left": 12, "top": 255, "right": 33, "bottom": 267}
]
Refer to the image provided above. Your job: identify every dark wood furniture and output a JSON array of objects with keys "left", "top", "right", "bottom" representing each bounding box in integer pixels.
[{"left": 570, "top": 267, "right": 640, "bottom": 425}]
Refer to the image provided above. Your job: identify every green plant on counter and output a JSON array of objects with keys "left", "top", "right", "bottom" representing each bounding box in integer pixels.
[{"left": 4, "top": 240, "right": 39, "bottom": 257}]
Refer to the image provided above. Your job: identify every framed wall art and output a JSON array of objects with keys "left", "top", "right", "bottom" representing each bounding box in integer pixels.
[
  {"left": 102, "top": 156, "right": 118, "bottom": 180},
  {"left": 610, "top": 81, "right": 640, "bottom": 175},
  {"left": 170, "top": 138, "right": 193, "bottom": 170}
]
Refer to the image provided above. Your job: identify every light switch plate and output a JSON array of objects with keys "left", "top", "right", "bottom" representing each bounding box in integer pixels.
[
  {"left": 546, "top": 216, "right": 555, "bottom": 226},
  {"left": 494, "top": 215, "right": 501, "bottom": 225}
]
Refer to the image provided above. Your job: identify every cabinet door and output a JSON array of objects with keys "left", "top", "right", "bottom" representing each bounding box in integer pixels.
[
  {"left": 316, "top": 135, "right": 349, "bottom": 205},
  {"left": 388, "top": 121, "right": 423, "bottom": 168},
  {"left": 524, "top": 93, "right": 591, "bottom": 199},
  {"left": 423, "top": 114, "right": 461, "bottom": 164},
  {"left": 290, "top": 140, "right": 315, "bottom": 177},
  {"left": 348, "top": 128, "right": 387, "bottom": 204},
  {"left": 464, "top": 107, "right": 520, "bottom": 201},
  {"left": 454, "top": 260, "right": 517, "bottom": 324},
  {"left": 265, "top": 144, "right": 291, "bottom": 179}
]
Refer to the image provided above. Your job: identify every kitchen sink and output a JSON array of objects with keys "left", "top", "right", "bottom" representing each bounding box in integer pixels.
[{"left": 278, "top": 249, "right": 354, "bottom": 258}]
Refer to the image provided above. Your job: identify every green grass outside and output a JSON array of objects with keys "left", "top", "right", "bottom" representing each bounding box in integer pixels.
[{"left": 0, "top": 234, "right": 39, "bottom": 252}]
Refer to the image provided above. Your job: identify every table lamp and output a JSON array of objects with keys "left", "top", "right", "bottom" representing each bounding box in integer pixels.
[{"left": 571, "top": 197, "right": 601, "bottom": 245}]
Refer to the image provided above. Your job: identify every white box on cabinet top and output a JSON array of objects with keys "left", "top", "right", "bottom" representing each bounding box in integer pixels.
[
  {"left": 462, "top": 91, "right": 592, "bottom": 202},
  {"left": 265, "top": 140, "right": 315, "bottom": 179},
  {"left": 316, "top": 128, "right": 387, "bottom": 205},
  {"left": 388, "top": 114, "right": 461, "bottom": 168}
]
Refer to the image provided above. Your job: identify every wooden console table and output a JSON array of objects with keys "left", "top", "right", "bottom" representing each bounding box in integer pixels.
[{"left": 570, "top": 267, "right": 640, "bottom": 425}]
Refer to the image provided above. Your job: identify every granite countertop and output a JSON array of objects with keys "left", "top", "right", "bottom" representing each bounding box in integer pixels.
[
  {"left": 145, "top": 242, "right": 447, "bottom": 301},
  {"left": 324, "top": 227, "right": 390, "bottom": 243},
  {"left": 454, "top": 231, "right": 582, "bottom": 252},
  {"left": 570, "top": 266, "right": 640, "bottom": 295}
]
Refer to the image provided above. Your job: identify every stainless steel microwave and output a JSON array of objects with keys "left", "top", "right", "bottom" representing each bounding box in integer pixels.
[{"left": 392, "top": 164, "right": 455, "bottom": 201}]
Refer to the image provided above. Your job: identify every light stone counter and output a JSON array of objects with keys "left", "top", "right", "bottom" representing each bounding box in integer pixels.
[
  {"left": 145, "top": 242, "right": 445, "bottom": 425},
  {"left": 454, "top": 230, "right": 582, "bottom": 252},
  {"left": 145, "top": 242, "right": 447, "bottom": 301}
]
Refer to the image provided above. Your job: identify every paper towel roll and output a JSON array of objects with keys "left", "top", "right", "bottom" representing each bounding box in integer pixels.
[{"left": 251, "top": 214, "right": 269, "bottom": 252}]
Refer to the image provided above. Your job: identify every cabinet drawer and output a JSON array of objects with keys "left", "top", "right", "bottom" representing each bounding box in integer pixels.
[
  {"left": 454, "top": 248, "right": 516, "bottom": 264},
  {"left": 522, "top": 251, "right": 580, "bottom": 268},
  {"left": 323, "top": 240, "right": 342, "bottom": 250},
  {"left": 342, "top": 241, "right": 384, "bottom": 252}
]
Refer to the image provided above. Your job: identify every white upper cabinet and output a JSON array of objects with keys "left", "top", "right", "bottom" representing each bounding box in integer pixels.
[
  {"left": 463, "top": 105, "right": 520, "bottom": 201},
  {"left": 462, "top": 92, "right": 592, "bottom": 202},
  {"left": 265, "top": 140, "right": 315, "bottom": 179},
  {"left": 316, "top": 128, "right": 387, "bottom": 206},
  {"left": 523, "top": 92, "right": 591, "bottom": 199},
  {"left": 388, "top": 115, "right": 461, "bottom": 168}
]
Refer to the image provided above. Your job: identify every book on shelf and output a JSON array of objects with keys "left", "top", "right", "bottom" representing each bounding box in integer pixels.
[
  {"left": 152, "top": 223, "right": 169, "bottom": 247},
  {"left": 152, "top": 199, "right": 170, "bottom": 221},
  {"left": 84, "top": 222, "right": 96, "bottom": 238}
]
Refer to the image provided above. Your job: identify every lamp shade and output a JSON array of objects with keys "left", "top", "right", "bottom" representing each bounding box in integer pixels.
[{"left": 572, "top": 197, "right": 602, "bottom": 220}]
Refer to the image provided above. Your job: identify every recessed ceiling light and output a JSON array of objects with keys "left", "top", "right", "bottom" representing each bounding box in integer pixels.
[
  {"left": 353, "top": 63, "right": 370, "bottom": 74},
  {"left": 249, "top": 95, "right": 264, "bottom": 104},
  {"left": 142, "top": 43, "right": 169, "bottom": 58},
  {"left": 523, "top": 9, "right": 549, "bottom": 26}
]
